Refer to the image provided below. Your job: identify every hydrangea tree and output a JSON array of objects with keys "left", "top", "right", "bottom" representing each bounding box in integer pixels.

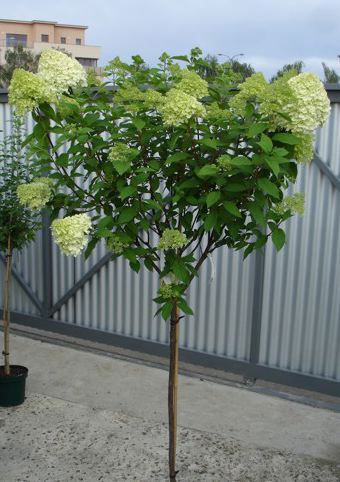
[
  {"left": 11, "top": 48, "right": 329, "bottom": 480},
  {"left": 0, "top": 118, "right": 44, "bottom": 375}
]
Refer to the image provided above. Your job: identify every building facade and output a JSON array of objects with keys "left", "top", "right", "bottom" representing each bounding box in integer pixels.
[{"left": 0, "top": 19, "right": 101, "bottom": 70}]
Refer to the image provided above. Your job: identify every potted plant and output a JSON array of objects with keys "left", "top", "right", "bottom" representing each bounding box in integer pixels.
[
  {"left": 10, "top": 49, "right": 329, "bottom": 478},
  {"left": 0, "top": 117, "right": 48, "bottom": 407}
]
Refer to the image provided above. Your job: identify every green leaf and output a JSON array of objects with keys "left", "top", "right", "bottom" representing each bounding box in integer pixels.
[
  {"left": 149, "top": 159, "right": 160, "bottom": 171},
  {"left": 204, "top": 212, "right": 218, "bottom": 231},
  {"left": 200, "top": 138, "right": 219, "bottom": 150},
  {"left": 118, "top": 206, "right": 138, "bottom": 224},
  {"left": 179, "top": 178, "right": 199, "bottom": 189},
  {"left": 56, "top": 153, "right": 69, "bottom": 167},
  {"left": 272, "top": 227, "right": 286, "bottom": 251},
  {"left": 169, "top": 133, "right": 181, "bottom": 149},
  {"left": 166, "top": 152, "right": 188, "bottom": 164},
  {"left": 171, "top": 55, "right": 189, "bottom": 62},
  {"left": 161, "top": 302, "right": 173, "bottom": 320},
  {"left": 265, "top": 158, "right": 280, "bottom": 177},
  {"left": 112, "top": 159, "right": 131, "bottom": 175},
  {"left": 243, "top": 243, "right": 255, "bottom": 259},
  {"left": 178, "top": 299, "right": 194, "bottom": 315},
  {"left": 258, "top": 178, "right": 280, "bottom": 199},
  {"left": 172, "top": 259, "right": 189, "bottom": 283},
  {"left": 257, "top": 134, "right": 273, "bottom": 153},
  {"left": 97, "top": 216, "right": 114, "bottom": 230},
  {"left": 272, "top": 132, "right": 300, "bottom": 145},
  {"left": 120, "top": 185, "right": 137, "bottom": 200},
  {"left": 96, "top": 228, "right": 113, "bottom": 238},
  {"left": 139, "top": 219, "right": 150, "bottom": 229},
  {"left": 197, "top": 164, "right": 218, "bottom": 178},
  {"left": 248, "top": 203, "right": 266, "bottom": 227},
  {"left": 144, "top": 257, "right": 155, "bottom": 272},
  {"left": 229, "top": 157, "right": 252, "bottom": 167},
  {"left": 84, "top": 238, "right": 98, "bottom": 259},
  {"left": 206, "top": 191, "right": 221, "bottom": 208},
  {"left": 32, "top": 122, "right": 46, "bottom": 140},
  {"left": 130, "top": 260, "right": 141, "bottom": 272},
  {"left": 223, "top": 201, "right": 242, "bottom": 218},
  {"left": 145, "top": 199, "right": 162, "bottom": 210},
  {"left": 132, "top": 118, "right": 146, "bottom": 130},
  {"left": 273, "top": 147, "right": 289, "bottom": 157},
  {"left": 225, "top": 183, "right": 246, "bottom": 192},
  {"left": 248, "top": 123, "right": 269, "bottom": 137}
]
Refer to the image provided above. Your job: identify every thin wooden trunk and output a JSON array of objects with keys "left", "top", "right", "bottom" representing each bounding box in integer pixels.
[
  {"left": 168, "top": 301, "right": 180, "bottom": 481},
  {"left": 3, "top": 236, "right": 12, "bottom": 376}
]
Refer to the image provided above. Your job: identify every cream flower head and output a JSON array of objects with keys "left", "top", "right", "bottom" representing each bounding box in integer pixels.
[
  {"left": 38, "top": 49, "right": 87, "bottom": 96},
  {"left": 51, "top": 214, "right": 92, "bottom": 257},
  {"left": 160, "top": 89, "right": 206, "bottom": 126},
  {"left": 17, "top": 179, "right": 53, "bottom": 210}
]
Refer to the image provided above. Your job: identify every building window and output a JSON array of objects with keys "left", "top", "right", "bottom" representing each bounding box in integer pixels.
[
  {"left": 76, "top": 57, "right": 98, "bottom": 68},
  {"left": 76, "top": 38, "right": 82, "bottom": 45},
  {"left": 41, "top": 34, "right": 49, "bottom": 42},
  {"left": 6, "top": 33, "right": 27, "bottom": 47},
  {"left": 60, "top": 37, "right": 66, "bottom": 44}
]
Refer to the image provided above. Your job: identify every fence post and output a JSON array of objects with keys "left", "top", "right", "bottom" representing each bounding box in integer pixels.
[
  {"left": 41, "top": 211, "right": 53, "bottom": 318},
  {"left": 246, "top": 247, "right": 266, "bottom": 382}
]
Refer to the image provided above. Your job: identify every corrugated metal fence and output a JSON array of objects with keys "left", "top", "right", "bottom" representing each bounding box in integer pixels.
[{"left": 1, "top": 86, "right": 339, "bottom": 396}]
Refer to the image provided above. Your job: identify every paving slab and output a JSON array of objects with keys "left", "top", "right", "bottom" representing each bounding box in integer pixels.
[
  {"left": 0, "top": 333, "right": 340, "bottom": 481},
  {"left": 1, "top": 393, "right": 340, "bottom": 482}
]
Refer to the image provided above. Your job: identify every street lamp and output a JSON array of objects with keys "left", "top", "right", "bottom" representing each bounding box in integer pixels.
[{"left": 218, "top": 53, "right": 244, "bottom": 62}]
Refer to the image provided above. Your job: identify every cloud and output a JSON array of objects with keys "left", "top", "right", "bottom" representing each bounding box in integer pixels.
[{"left": 1, "top": 0, "right": 340, "bottom": 77}]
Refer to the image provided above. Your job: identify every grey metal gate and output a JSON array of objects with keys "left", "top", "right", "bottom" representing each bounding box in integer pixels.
[{"left": 1, "top": 86, "right": 339, "bottom": 397}]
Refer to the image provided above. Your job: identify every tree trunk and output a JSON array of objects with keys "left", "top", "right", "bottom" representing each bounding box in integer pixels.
[
  {"left": 168, "top": 301, "right": 180, "bottom": 481},
  {"left": 3, "top": 236, "right": 12, "bottom": 375}
]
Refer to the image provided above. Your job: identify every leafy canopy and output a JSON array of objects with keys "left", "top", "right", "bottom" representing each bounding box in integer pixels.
[
  {"left": 14, "top": 48, "right": 329, "bottom": 317},
  {"left": 0, "top": 118, "right": 41, "bottom": 252}
]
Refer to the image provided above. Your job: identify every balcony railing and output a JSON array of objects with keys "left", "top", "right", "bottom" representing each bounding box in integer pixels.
[{"left": 0, "top": 39, "right": 100, "bottom": 49}]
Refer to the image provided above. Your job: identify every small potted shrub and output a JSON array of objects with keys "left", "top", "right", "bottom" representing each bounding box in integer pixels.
[{"left": 0, "top": 118, "right": 49, "bottom": 406}]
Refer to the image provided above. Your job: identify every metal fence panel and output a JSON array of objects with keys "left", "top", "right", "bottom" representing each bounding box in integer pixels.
[
  {"left": 51, "top": 239, "right": 255, "bottom": 359},
  {"left": 316, "top": 103, "right": 340, "bottom": 177},
  {"left": 1, "top": 88, "right": 340, "bottom": 391},
  {"left": 259, "top": 162, "right": 340, "bottom": 380}
]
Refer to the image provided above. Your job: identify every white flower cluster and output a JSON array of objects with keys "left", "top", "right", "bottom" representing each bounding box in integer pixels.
[
  {"left": 175, "top": 70, "right": 209, "bottom": 98},
  {"left": 8, "top": 69, "right": 56, "bottom": 116},
  {"left": 286, "top": 73, "right": 330, "bottom": 134},
  {"left": 17, "top": 178, "right": 53, "bottom": 210},
  {"left": 38, "top": 49, "right": 87, "bottom": 96},
  {"left": 51, "top": 213, "right": 92, "bottom": 257},
  {"left": 273, "top": 193, "right": 305, "bottom": 216},
  {"left": 231, "top": 72, "right": 330, "bottom": 136},
  {"left": 158, "top": 228, "right": 187, "bottom": 250},
  {"left": 160, "top": 89, "right": 206, "bottom": 126},
  {"left": 9, "top": 49, "right": 87, "bottom": 114}
]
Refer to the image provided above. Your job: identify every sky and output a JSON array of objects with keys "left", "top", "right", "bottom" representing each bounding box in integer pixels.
[{"left": 2, "top": 0, "right": 340, "bottom": 78}]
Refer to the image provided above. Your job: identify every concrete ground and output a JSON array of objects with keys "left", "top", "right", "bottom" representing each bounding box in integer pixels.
[{"left": 1, "top": 333, "right": 340, "bottom": 481}]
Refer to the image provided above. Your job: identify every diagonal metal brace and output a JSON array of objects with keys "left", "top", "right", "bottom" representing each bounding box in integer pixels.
[
  {"left": 0, "top": 254, "right": 44, "bottom": 313},
  {"left": 49, "top": 252, "right": 112, "bottom": 316}
]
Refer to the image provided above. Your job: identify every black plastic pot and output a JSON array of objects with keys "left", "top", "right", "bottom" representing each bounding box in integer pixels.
[{"left": 0, "top": 365, "right": 28, "bottom": 407}]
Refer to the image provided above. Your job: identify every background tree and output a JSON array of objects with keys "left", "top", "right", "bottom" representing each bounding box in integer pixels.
[
  {"left": 221, "top": 58, "right": 255, "bottom": 81},
  {"left": 11, "top": 48, "right": 329, "bottom": 481},
  {"left": 322, "top": 62, "right": 340, "bottom": 83},
  {"left": 196, "top": 54, "right": 220, "bottom": 80},
  {"left": 197, "top": 54, "right": 255, "bottom": 82},
  {"left": 0, "top": 45, "right": 40, "bottom": 88},
  {"left": 270, "top": 60, "right": 304, "bottom": 82}
]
